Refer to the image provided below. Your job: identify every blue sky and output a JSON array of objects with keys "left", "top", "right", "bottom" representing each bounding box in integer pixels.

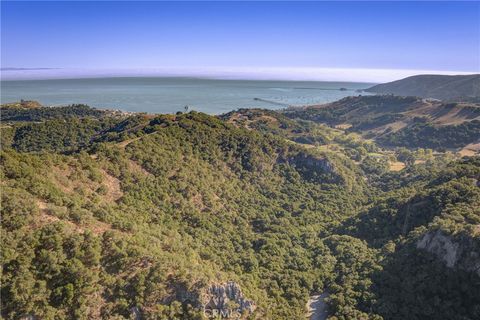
[{"left": 1, "top": 1, "right": 479, "bottom": 81}]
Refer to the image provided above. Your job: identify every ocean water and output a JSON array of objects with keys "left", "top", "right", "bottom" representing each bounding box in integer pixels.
[{"left": 1, "top": 77, "right": 373, "bottom": 114}]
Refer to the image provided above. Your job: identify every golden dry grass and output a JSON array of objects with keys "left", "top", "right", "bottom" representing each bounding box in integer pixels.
[
  {"left": 389, "top": 161, "right": 405, "bottom": 171},
  {"left": 128, "top": 159, "right": 153, "bottom": 177},
  {"left": 334, "top": 123, "right": 352, "bottom": 130},
  {"left": 459, "top": 142, "right": 480, "bottom": 157},
  {"left": 101, "top": 170, "right": 123, "bottom": 202}
]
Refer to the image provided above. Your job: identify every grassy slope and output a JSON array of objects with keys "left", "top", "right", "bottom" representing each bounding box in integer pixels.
[
  {"left": 365, "top": 74, "right": 480, "bottom": 101},
  {"left": 282, "top": 95, "right": 480, "bottom": 151}
]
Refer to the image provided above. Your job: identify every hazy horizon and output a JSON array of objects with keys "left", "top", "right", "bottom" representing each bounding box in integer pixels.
[
  {"left": 1, "top": 66, "right": 478, "bottom": 83},
  {"left": 2, "top": 1, "right": 479, "bottom": 82}
]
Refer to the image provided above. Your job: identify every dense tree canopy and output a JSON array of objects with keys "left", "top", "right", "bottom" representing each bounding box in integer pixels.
[{"left": 1, "top": 104, "right": 479, "bottom": 319}]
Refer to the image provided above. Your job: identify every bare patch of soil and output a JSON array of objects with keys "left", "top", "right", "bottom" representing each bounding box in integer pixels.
[
  {"left": 459, "top": 142, "right": 480, "bottom": 157},
  {"left": 128, "top": 159, "right": 153, "bottom": 177},
  {"left": 101, "top": 170, "right": 123, "bottom": 202},
  {"left": 389, "top": 161, "right": 405, "bottom": 171}
]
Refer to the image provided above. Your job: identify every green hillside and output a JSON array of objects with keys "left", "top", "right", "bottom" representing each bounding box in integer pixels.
[
  {"left": 1, "top": 104, "right": 479, "bottom": 319},
  {"left": 283, "top": 95, "right": 480, "bottom": 151}
]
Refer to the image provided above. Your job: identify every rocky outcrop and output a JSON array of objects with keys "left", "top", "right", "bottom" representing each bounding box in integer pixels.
[
  {"left": 417, "top": 230, "right": 460, "bottom": 267},
  {"left": 131, "top": 280, "right": 255, "bottom": 319},
  {"left": 285, "top": 153, "right": 343, "bottom": 184},
  {"left": 417, "top": 230, "right": 480, "bottom": 276},
  {"left": 201, "top": 281, "right": 256, "bottom": 319},
  {"left": 307, "top": 292, "right": 329, "bottom": 320},
  {"left": 289, "top": 154, "right": 335, "bottom": 173}
]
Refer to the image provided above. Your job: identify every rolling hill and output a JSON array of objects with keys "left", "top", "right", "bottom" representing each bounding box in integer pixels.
[
  {"left": 365, "top": 74, "right": 480, "bottom": 101},
  {"left": 282, "top": 95, "right": 480, "bottom": 151},
  {"left": 1, "top": 102, "right": 480, "bottom": 320}
]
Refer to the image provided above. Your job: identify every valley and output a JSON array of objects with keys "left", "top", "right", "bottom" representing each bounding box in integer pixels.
[{"left": 1, "top": 95, "right": 479, "bottom": 319}]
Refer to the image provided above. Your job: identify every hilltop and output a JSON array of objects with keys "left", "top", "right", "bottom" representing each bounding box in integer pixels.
[
  {"left": 1, "top": 99, "right": 43, "bottom": 109},
  {"left": 365, "top": 74, "right": 480, "bottom": 101},
  {"left": 282, "top": 95, "right": 480, "bottom": 151}
]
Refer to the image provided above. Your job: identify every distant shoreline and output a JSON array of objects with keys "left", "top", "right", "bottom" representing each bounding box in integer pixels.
[
  {"left": 1, "top": 77, "right": 371, "bottom": 114},
  {"left": 2, "top": 67, "right": 475, "bottom": 83},
  {"left": 0, "top": 74, "right": 376, "bottom": 85}
]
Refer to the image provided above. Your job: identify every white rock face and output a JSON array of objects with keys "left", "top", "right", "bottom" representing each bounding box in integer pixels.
[
  {"left": 417, "top": 230, "right": 460, "bottom": 267},
  {"left": 306, "top": 292, "right": 329, "bottom": 320},
  {"left": 417, "top": 230, "right": 480, "bottom": 276}
]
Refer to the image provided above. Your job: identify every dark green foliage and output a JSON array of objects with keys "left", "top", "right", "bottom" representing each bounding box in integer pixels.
[
  {"left": 1, "top": 104, "right": 105, "bottom": 122},
  {"left": 222, "top": 108, "right": 329, "bottom": 145},
  {"left": 324, "top": 235, "right": 382, "bottom": 320},
  {"left": 1, "top": 223, "right": 102, "bottom": 319},
  {"left": 360, "top": 156, "right": 389, "bottom": 176},
  {"left": 378, "top": 120, "right": 480, "bottom": 150},
  {"left": 1, "top": 104, "right": 479, "bottom": 320},
  {"left": 342, "top": 157, "right": 480, "bottom": 246},
  {"left": 373, "top": 241, "right": 480, "bottom": 320},
  {"left": 282, "top": 95, "right": 480, "bottom": 151},
  {"left": 0, "top": 126, "right": 15, "bottom": 149},
  {"left": 12, "top": 118, "right": 116, "bottom": 153}
]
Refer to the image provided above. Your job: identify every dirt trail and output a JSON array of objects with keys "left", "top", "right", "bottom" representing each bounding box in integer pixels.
[
  {"left": 117, "top": 136, "right": 143, "bottom": 149},
  {"left": 117, "top": 131, "right": 160, "bottom": 149}
]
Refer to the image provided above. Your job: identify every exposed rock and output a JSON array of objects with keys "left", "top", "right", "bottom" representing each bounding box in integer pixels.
[
  {"left": 286, "top": 153, "right": 342, "bottom": 184},
  {"left": 288, "top": 154, "right": 334, "bottom": 172},
  {"left": 307, "top": 292, "right": 329, "bottom": 320},
  {"left": 417, "top": 230, "right": 459, "bottom": 267},
  {"left": 201, "top": 281, "right": 256, "bottom": 319},
  {"left": 417, "top": 230, "right": 480, "bottom": 276}
]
